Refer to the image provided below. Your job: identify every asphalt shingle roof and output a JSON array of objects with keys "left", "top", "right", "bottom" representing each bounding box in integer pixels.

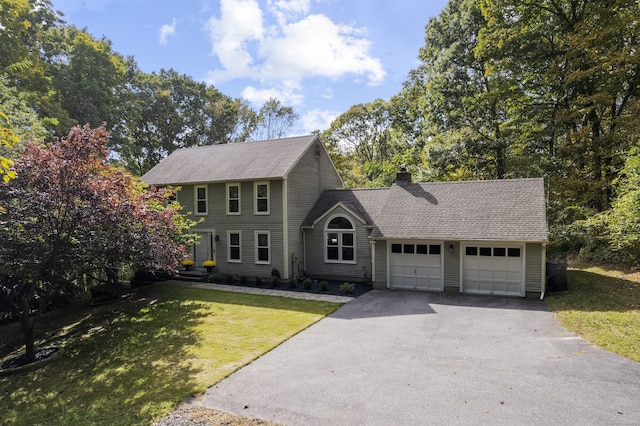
[
  {"left": 141, "top": 135, "right": 318, "bottom": 185},
  {"left": 303, "top": 178, "right": 548, "bottom": 241}
]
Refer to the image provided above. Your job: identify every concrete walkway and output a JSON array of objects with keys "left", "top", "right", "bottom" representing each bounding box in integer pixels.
[
  {"left": 196, "top": 290, "right": 640, "bottom": 425},
  {"left": 165, "top": 280, "right": 354, "bottom": 303}
]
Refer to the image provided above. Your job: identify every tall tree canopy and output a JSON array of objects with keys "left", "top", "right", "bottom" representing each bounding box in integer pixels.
[
  {"left": 0, "top": 0, "right": 286, "bottom": 175},
  {"left": 250, "top": 98, "right": 298, "bottom": 141},
  {"left": 477, "top": 0, "right": 640, "bottom": 212},
  {"left": 322, "top": 99, "right": 410, "bottom": 187},
  {"left": 399, "top": 0, "right": 640, "bottom": 211},
  {"left": 399, "top": 0, "right": 513, "bottom": 181},
  {"left": 53, "top": 28, "right": 128, "bottom": 132}
]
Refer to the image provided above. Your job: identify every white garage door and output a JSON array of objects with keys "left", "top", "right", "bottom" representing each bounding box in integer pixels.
[
  {"left": 389, "top": 242, "right": 443, "bottom": 291},
  {"left": 463, "top": 245, "right": 524, "bottom": 296}
]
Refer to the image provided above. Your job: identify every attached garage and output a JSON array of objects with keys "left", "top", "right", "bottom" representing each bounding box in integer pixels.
[
  {"left": 302, "top": 175, "right": 548, "bottom": 298},
  {"left": 462, "top": 243, "right": 524, "bottom": 296},
  {"left": 389, "top": 241, "right": 443, "bottom": 291}
]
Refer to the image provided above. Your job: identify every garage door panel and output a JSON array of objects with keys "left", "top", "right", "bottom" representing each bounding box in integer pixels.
[
  {"left": 493, "top": 282, "right": 508, "bottom": 292},
  {"left": 390, "top": 242, "right": 443, "bottom": 291},
  {"left": 494, "top": 270, "right": 507, "bottom": 281},
  {"left": 463, "top": 244, "right": 523, "bottom": 296},
  {"left": 507, "top": 271, "right": 521, "bottom": 282},
  {"left": 478, "top": 269, "right": 493, "bottom": 281}
]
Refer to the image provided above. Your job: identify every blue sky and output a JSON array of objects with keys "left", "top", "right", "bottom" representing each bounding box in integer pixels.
[{"left": 51, "top": 0, "right": 448, "bottom": 134}]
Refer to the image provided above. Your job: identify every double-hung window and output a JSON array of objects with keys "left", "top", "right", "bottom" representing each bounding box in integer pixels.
[
  {"left": 195, "top": 185, "right": 208, "bottom": 215},
  {"left": 255, "top": 231, "right": 270, "bottom": 264},
  {"left": 254, "top": 182, "right": 270, "bottom": 215},
  {"left": 325, "top": 216, "right": 356, "bottom": 263},
  {"left": 226, "top": 183, "right": 241, "bottom": 215},
  {"left": 227, "top": 231, "right": 242, "bottom": 262}
]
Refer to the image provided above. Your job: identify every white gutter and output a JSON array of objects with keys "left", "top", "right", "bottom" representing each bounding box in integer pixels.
[
  {"left": 540, "top": 243, "right": 547, "bottom": 300},
  {"left": 282, "top": 178, "right": 289, "bottom": 279},
  {"left": 370, "top": 240, "right": 376, "bottom": 283}
]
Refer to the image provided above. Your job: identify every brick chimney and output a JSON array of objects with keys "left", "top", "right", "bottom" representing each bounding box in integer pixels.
[{"left": 396, "top": 164, "right": 412, "bottom": 185}]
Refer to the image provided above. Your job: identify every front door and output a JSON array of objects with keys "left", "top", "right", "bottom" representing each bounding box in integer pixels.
[{"left": 193, "top": 229, "right": 216, "bottom": 267}]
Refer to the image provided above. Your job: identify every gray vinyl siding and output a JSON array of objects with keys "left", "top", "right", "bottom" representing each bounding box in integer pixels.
[
  {"left": 286, "top": 140, "right": 343, "bottom": 279},
  {"left": 177, "top": 180, "right": 285, "bottom": 279},
  {"left": 373, "top": 240, "right": 387, "bottom": 289},
  {"left": 443, "top": 241, "right": 460, "bottom": 291},
  {"left": 525, "top": 242, "right": 544, "bottom": 294},
  {"left": 304, "top": 206, "right": 372, "bottom": 282}
]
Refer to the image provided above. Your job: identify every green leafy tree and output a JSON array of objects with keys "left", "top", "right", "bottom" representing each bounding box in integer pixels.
[
  {"left": 0, "top": 126, "right": 195, "bottom": 363},
  {"left": 0, "top": 112, "right": 17, "bottom": 184},
  {"left": 600, "top": 147, "right": 640, "bottom": 263},
  {"left": 399, "top": 0, "right": 513, "bottom": 181},
  {"left": 0, "top": 0, "right": 69, "bottom": 136},
  {"left": 477, "top": 0, "right": 640, "bottom": 211},
  {"left": 53, "top": 29, "right": 128, "bottom": 130},
  {"left": 250, "top": 97, "right": 298, "bottom": 141},
  {"left": 322, "top": 99, "right": 406, "bottom": 187},
  {"left": 116, "top": 68, "right": 256, "bottom": 175}
]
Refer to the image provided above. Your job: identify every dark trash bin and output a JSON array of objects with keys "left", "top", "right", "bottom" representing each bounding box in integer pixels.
[{"left": 546, "top": 260, "right": 568, "bottom": 292}]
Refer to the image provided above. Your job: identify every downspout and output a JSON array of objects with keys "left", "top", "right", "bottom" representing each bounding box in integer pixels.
[
  {"left": 540, "top": 243, "right": 547, "bottom": 301},
  {"left": 302, "top": 228, "right": 307, "bottom": 275},
  {"left": 370, "top": 240, "right": 376, "bottom": 283}
]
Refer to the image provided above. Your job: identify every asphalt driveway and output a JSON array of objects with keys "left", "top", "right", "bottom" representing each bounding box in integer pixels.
[{"left": 198, "top": 290, "right": 640, "bottom": 425}]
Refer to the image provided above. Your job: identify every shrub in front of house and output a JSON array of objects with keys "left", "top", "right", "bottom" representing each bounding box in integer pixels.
[
  {"left": 319, "top": 281, "right": 328, "bottom": 292},
  {"left": 225, "top": 274, "right": 234, "bottom": 284},
  {"left": 339, "top": 282, "right": 355, "bottom": 294},
  {"left": 303, "top": 278, "right": 312, "bottom": 290},
  {"left": 272, "top": 276, "right": 281, "bottom": 287},
  {"left": 240, "top": 275, "right": 248, "bottom": 285},
  {"left": 288, "top": 278, "right": 297, "bottom": 289},
  {"left": 207, "top": 273, "right": 223, "bottom": 283}
]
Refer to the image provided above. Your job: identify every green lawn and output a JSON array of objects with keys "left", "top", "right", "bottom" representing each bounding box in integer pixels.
[
  {"left": 546, "top": 264, "right": 640, "bottom": 361},
  {"left": 0, "top": 284, "right": 342, "bottom": 425}
]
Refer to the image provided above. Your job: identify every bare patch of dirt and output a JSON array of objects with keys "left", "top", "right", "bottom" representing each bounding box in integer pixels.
[{"left": 154, "top": 404, "right": 281, "bottom": 426}]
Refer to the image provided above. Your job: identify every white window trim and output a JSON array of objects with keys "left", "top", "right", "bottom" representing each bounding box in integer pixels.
[
  {"left": 226, "top": 182, "right": 241, "bottom": 216},
  {"left": 324, "top": 215, "right": 356, "bottom": 264},
  {"left": 254, "top": 231, "right": 271, "bottom": 264},
  {"left": 227, "top": 230, "right": 242, "bottom": 263},
  {"left": 194, "top": 185, "right": 208, "bottom": 215},
  {"left": 254, "top": 181, "right": 270, "bottom": 215}
]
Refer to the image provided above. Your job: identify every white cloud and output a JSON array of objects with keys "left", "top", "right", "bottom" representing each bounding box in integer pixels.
[
  {"left": 241, "top": 85, "right": 304, "bottom": 106},
  {"left": 205, "top": 0, "right": 264, "bottom": 82},
  {"left": 267, "top": 0, "right": 311, "bottom": 26},
  {"left": 301, "top": 108, "right": 339, "bottom": 133},
  {"left": 204, "top": 0, "right": 386, "bottom": 104},
  {"left": 320, "top": 87, "right": 333, "bottom": 100},
  {"left": 159, "top": 18, "right": 177, "bottom": 46},
  {"left": 260, "top": 14, "right": 385, "bottom": 85}
]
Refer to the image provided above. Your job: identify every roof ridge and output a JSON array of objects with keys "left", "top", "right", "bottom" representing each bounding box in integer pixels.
[
  {"left": 408, "top": 177, "right": 543, "bottom": 186},
  {"left": 174, "top": 135, "right": 317, "bottom": 152},
  {"left": 325, "top": 187, "right": 389, "bottom": 192}
]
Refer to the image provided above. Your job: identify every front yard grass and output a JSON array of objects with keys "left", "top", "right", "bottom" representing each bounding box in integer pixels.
[
  {"left": 0, "top": 284, "right": 343, "bottom": 425},
  {"left": 546, "top": 264, "right": 640, "bottom": 361}
]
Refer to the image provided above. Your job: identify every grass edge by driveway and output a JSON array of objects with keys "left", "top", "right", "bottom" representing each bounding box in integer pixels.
[
  {"left": 546, "top": 263, "right": 640, "bottom": 362},
  {"left": 0, "top": 283, "right": 344, "bottom": 425}
]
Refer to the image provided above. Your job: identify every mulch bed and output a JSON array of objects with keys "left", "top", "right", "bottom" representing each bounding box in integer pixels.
[
  {"left": 0, "top": 346, "right": 64, "bottom": 376},
  {"left": 204, "top": 278, "right": 372, "bottom": 298}
]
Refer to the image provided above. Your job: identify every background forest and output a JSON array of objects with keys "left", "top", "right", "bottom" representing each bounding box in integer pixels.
[{"left": 2, "top": 0, "right": 639, "bottom": 265}]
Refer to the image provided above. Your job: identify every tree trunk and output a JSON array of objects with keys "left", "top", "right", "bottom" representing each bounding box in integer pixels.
[{"left": 19, "top": 295, "right": 37, "bottom": 363}]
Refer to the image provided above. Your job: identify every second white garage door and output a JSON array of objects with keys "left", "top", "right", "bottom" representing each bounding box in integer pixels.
[
  {"left": 463, "top": 244, "right": 524, "bottom": 296},
  {"left": 389, "top": 241, "right": 443, "bottom": 291}
]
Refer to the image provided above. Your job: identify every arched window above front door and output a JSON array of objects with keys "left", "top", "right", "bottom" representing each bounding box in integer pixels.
[{"left": 325, "top": 216, "right": 356, "bottom": 263}]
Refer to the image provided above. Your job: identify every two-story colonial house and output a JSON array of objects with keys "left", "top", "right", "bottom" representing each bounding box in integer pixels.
[
  {"left": 142, "top": 135, "right": 549, "bottom": 297},
  {"left": 142, "top": 135, "right": 343, "bottom": 281}
]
